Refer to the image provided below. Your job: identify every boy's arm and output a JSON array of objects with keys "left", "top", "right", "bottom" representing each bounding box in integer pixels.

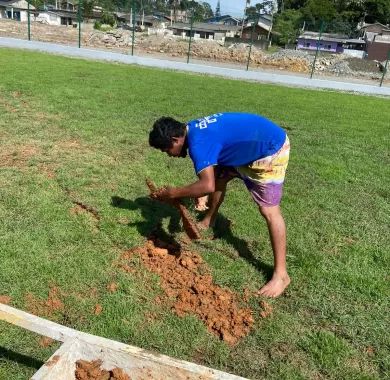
[{"left": 152, "top": 166, "right": 215, "bottom": 200}]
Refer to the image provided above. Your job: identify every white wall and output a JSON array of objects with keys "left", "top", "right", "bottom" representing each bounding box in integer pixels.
[
  {"left": 0, "top": 8, "right": 29, "bottom": 21},
  {"left": 343, "top": 49, "right": 365, "bottom": 58},
  {"left": 35, "top": 12, "right": 61, "bottom": 25}
]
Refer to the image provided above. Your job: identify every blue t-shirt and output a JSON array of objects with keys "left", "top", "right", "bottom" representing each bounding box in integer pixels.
[{"left": 187, "top": 112, "right": 286, "bottom": 174}]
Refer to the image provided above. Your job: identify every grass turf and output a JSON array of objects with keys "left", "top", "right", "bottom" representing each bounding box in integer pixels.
[{"left": 0, "top": 47, "right": 389, "bottom": 379}]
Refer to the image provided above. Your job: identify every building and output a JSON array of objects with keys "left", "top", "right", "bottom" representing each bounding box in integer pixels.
[
  {"left": 169, "top": 22, "right": 240, "bottom": 41},
  {"left": 204, "top": 15, "right": 241, "bottom": 26},
  {"left": 297, "top": 32, "right": 348, "bottom": 53},
  {"left": 242, "top": 21, "right": 272, "bottom": 40},
  {"left": 35, "top": 9, "right": 77, "bottom": 26},
  {"left": 366, "top": 35, "right": 390, "bottom": 61},
  {"left": 360, "top": 23, "right": 390, "bottom": 60},
  {"left": 342, "top": 38, "right": 366, "bottom": 58},
  {"left": 115, "top": 12, "right": 162, "bottom": 29},
  {"left": 0, "top": 0, "right": 35, "bottom": 22},
  {"left": 359, "top": 22, "right": 390, "bottom": 37}
]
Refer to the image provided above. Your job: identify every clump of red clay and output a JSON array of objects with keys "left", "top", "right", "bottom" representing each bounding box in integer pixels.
[
  {"left": 38, "top": 337, "right": 55, "bottom": 348},
  {"left": 75, "top": 359, "right": 130, "bottom": 380},
  {"left": 0, "top": 295, "right": 11, "bottom": 304},
  {"left": 122, "top": 239, "right": 254, "bottom": 346}
]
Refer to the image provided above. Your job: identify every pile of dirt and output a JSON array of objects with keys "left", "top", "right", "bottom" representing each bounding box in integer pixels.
[
  {"left": 347, "top": 56, "right": 380, "bottom": 72},
  {"left": 75, "top": 359, "right": 130, "bottom": 380},
  {"left": 122, "top": 238, "right": 254, "bottom": 345}
]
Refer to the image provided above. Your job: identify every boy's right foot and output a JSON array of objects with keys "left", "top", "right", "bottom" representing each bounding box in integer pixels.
[{"left": 198, "top": 218, "right": 214, "bottom": 230}]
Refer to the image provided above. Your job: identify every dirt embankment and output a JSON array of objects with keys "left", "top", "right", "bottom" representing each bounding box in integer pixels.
[{"left": 1, "top": 19, "right": 386, "bottom": 81}]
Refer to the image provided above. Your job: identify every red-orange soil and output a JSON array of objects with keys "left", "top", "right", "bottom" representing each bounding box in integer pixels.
[
  {"left": 38, "top": 337, "right": 55, "bottom": 347},
  {"left": 107, "top": 283, "right": 118, "bottom": 293},
  {"left": 259, "top": 300, "right": 273, "bottom": 318},
  {"left": 0, "top": 295, "right": 11, "bottom": 304},
  {"left": 45, "top": 355, "right": 60, "bottom": 367},
  {"left": 94, "top": 304, "right": 103, "bottom": 315},
  {"left": 75, "top": 359, "right": 130, "bottom": 380},
  {"left": 122, "top": 238, "right": 254, "bottom": 346},
  {"left": 146, "top": 179, "right": 201, "bottom": 240},
  {"left": 25, "top": 286, "right": 64, "bottom": 317}
]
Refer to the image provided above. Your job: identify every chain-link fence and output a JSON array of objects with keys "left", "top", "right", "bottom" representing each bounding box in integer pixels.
[{"left": 0, "top": 1, "right": 389, "bottom": 87}]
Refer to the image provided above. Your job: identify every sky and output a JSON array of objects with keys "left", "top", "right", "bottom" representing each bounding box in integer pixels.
[{"left": 205, "top": 0, "right": 248, "bottom": 17}]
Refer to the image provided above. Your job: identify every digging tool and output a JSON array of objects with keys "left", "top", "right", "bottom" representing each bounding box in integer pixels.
[{"left": 146, "top": 179, "right": 201, "bottom": 240}]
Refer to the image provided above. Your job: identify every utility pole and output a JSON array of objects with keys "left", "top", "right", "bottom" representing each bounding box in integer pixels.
[
  {"left": 27, "top": 0, "right": 31, "bottom": 41},
  {"left": 246, "top": 15, "right": 258, "bottom": 71},
  {"left": 310, "top": 20, "right": 324, "bottom": 79},
  {"left": 131, "top": 0, "right": 136, "bottom": 56},
  {"left": 78, "top": 0, "right": 82, "bottom": 48},
  {"left": 379, "top": 50, "right": 389, "bottom": 87},
  {"left": 187, "top": 12, "right": 194, "bottom": 64}
]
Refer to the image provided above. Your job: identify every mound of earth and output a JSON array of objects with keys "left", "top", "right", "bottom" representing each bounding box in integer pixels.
[
  {"left": 347, "top": 57, "right": 380, "bottom": 73},
  {"left": 122, "top": 238, "right": 254, "bottom": 345},
  {"left": 75, "top": 359, "right": 130, "bottom": 380}
]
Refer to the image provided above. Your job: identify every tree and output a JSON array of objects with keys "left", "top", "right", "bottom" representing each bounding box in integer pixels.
[
  {"left": 364, "top": 0, "right": 390, "bottom": 24},
  {"left": 245, "top": 1, "right": 276, "bottom": 16},
  {"left": 273, "top": 8, "right": 303, "bottom": 44},
  {"left": 83, "top": 0, "right": 96, "bottom": 18},
  {"left": 302, "top": 0, "right": 336, "bottom": 23},
  {"left": 201, "top": 2, "right": 213, "bottom": 18},
  {"left": 178, "top": 0, "right": 213, "bottom": 21}
]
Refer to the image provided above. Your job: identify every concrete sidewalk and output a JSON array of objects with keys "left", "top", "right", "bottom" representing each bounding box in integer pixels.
[{"left": 1, "top": 37, "right": 390, "bottom": 97}]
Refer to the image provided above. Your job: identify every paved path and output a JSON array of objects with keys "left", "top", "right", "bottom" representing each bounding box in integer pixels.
[{"left": 1, "top": 37, "right": 390, "bottom": 97}]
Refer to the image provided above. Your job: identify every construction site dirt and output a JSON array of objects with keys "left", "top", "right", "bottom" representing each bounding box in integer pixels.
[{"left": 1, "top": 19, "right": 387, "bottom": 85}]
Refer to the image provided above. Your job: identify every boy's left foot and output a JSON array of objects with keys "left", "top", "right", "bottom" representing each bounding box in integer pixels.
[
  {"left": 194, "top": 196, "right": 209, "bottom": 211},
  {"left": 258, "top": 274, "right": 290, "bottom": 298}
]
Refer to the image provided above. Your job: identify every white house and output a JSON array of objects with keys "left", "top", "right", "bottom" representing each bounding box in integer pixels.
[
  {"left": 0, "top": 0, "right": 35, "bottom": 22},
  {"left": 35, "top": 10, "right": 77, "bottom": 26}
]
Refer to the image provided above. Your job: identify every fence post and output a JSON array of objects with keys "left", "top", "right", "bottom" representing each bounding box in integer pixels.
[
  {"left": 131, "top": 0, "right": 136, "bottom": 56},
  {"left": 246, "top": 16, "right": 258, "bottom": 71},
  {"left": 78, "top": 0, "right": 82, "bottom": 48},
  {"left": 187, "top": 14, "right": 194, "bottom": 64},
  {"left": 379, "top": 50, "right": 390, "bottom": 87},
  {"left": 310, "top": 20, "right": 324, "bottom": 79},
  {"left": 27, "top": 0, "right": 31, "bottom": 41}
]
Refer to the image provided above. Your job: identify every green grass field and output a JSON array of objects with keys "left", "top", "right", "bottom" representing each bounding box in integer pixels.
[{"left": 0, "top": 48, "right": 389, "bottom": 380}]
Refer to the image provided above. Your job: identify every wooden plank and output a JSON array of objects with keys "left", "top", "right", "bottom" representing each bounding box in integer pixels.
[{"left": 0, "top": 303, "right": 248, "bottom": 380}]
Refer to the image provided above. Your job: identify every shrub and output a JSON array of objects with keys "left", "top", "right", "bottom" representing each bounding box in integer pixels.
[{"left": 100, "top": 12, "right": 115, "bottom": 27}]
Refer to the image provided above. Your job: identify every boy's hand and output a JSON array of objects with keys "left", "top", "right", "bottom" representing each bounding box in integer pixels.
[{"left": 151, "top": 186, "right": 173, "bottom": 201}]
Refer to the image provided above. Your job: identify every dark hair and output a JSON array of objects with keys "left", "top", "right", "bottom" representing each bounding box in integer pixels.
[{"left": 149, "top": 117, "right": 186, "bottom": 150}]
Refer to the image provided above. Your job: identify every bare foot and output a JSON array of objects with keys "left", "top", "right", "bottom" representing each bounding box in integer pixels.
[
  {"left": 197, "top": 218, "right": 215, "bottom": 230},
  {"left": 257, "top": 273, "right": 290, "bottom": 298},
  {"left": 194, "top": 196, "right": 209, "bottom": 212},
  {"left": 194, "top": 204, "right": 209, "bottom": 211}
]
